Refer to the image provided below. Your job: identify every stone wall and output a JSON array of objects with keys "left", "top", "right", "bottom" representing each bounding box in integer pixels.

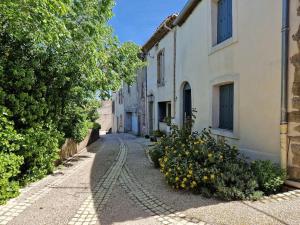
[
  {"left": 288, "top": 0, "right": 300, "bottom": 180},
  {"left": 59, "top": 129, "right": 99, "bottom": 161}
]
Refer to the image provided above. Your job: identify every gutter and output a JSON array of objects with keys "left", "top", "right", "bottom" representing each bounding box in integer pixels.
[
  {"left": 173, "top": 0, "right": 201, "bottom": 26},
  {"left": 280, "top": 0, "right": 290, "bottom": 171}
]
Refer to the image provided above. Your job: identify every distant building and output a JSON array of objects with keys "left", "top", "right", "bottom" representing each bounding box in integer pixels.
[
  {"left": 112, "top": 67, "right": 147, "bottom": 135},
  {"left": 97, "top": 100, "right": 113, "bottom": 134}
]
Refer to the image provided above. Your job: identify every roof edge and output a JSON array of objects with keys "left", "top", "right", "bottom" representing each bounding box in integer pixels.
[
  {"left": 142, "top": 14, "right": 178, "bottom": 53},
  {"left": 173, "top": 0, "right": 201, "bottom": 26}
]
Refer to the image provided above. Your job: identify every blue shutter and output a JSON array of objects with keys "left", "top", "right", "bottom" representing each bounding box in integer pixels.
[
  {"left": 219, "top": 84, "right": 234, "bottom": 130},
  {"left": 217, "top": 0, "right": 233, "bottom": 44}
]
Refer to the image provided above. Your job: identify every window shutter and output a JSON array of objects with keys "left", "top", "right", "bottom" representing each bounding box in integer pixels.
[
  {"left": 219, "top": 84, "right": 234, "bottom": 130},
  {"left": 217, "top": 0, "right": 232, "bottom": 44}
]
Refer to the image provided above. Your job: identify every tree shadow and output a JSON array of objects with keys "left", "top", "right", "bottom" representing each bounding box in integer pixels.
[{"left": 89, "top": 134, "right": 294, "bottom": 225}]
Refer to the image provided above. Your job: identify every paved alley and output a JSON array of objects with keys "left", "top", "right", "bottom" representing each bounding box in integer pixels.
[{"left": 1, "top": 134, "right": 300, "bottom": 225}]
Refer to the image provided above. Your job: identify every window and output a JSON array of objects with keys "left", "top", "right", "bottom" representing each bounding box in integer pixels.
[
  {"left": 112, "top": 101, "right": 115, "bottom": 114},
  {"left": 158, "top": 101, "right": 171, "bottom": 122},
  {"left": 157, "top": 50, "right": 165, "bottom": 86},
  {"left": 118, "top": 89, "right": 123, "bottom": 104},
  {"left": 167, "top": 102, "right": 171, "bottom": 118},
  {"left": 219, "top": 83, "right": 233, "bottom": 130},
  {"left": 217, "top": 0, "right": 232, "bottom": 44},
  {"left": 127, "top": 85, "right": 130, "bottom": 94}
]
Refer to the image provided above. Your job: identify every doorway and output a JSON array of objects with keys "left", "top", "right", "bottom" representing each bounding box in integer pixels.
[{"left": 183, "top": 82, "right": 192, "bottom": 125}]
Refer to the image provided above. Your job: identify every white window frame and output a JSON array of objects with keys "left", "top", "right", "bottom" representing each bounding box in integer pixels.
[
  {"left": 210, "top": 74, "right": 240, "bottom": 139},
  {"left": 208, "top": 0, "right": 238, "bottom": 55}
]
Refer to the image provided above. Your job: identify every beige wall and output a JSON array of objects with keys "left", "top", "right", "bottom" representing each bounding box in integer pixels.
[
  {"left": 97, "top": 100, "right": 112, "bottom": 132},
  {"left": 174, "top": 0, "right": 283, "bottom": 162},
  {"left": 146, "top": 30, "right": 175, "bottom": 133},
  {"left": 112, "top": 90, "right": 125, "bottom": 133}
]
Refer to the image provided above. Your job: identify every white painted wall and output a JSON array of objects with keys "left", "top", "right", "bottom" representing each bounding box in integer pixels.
[
  {"left": 174, "top": 0, "right": 283, "bottom": 162},
  {"left": 146, "top": 30, "right": 175, "bottom": 133}
]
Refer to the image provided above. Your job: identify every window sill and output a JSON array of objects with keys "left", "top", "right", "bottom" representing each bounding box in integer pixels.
[
  {"left": 211, "top": 128, "right": 239, "bottom": 140},
  {"left": 209, "top": 37, "right": 237, "bottom": 55},
  {"left": 157, "top": 83, "right": 165, "bottom": 88}
]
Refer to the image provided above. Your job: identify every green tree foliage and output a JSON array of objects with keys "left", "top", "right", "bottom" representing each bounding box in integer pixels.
[
  {"left": 0, "top": 107, "right": 23, "bottom": 204},
  {"left": 0, "top": 0, "right": 144, "bottom": 203}
]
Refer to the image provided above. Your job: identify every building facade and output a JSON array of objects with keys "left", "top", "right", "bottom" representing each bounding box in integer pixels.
[
  {"left": 112, "top": 89, "right": 124, "bottom": 133},
  {"left": 143, "top": 15, "right": 177, "bottom": 135},
  {"left": 112, "top": 0, "right": 299, "bottom": 181},
  {"left": 112, "top": 67, "right": 147, "bottom": 135}
]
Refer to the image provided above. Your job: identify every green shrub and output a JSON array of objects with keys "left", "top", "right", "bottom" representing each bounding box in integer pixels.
[
  {"left": 215, "top": 160, "right": 262, "bottom": 200},
  {"left": 251, "top": 160, "right": 286, "bottom": 195},
  {"left": 152, "top": 130, "right": 166, "bottom": 138},
  {"left": 0, "top": 153, "right": 23, "bottom": 205},
  {"left": 156, "top": 121, "right": 280, "bottom": 200},
  {"left": 19, "top": 124, "right": 62, "bottom": 185},
  {"left": 92, "top": 122, "right": 101, "bottom": 130},
  {"left": 149, "top": 145, "right": 165, "bottom": 168},
  {"left": 0, "top": 108, "right": 24, "bottom": 204}
]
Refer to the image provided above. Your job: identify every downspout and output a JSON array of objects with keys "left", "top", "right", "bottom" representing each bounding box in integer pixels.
[
  {"left": 164, "top": 23, "right": 177, "bottom": 120},
  {"left": 173, "top": 28, "right": 177, "bottom": 120},
  {"left": 145, "top": 59, "right": 148, "bottom": 135},
  {"left": 280, "top": 0, "right": 290, "bottom": 170}
]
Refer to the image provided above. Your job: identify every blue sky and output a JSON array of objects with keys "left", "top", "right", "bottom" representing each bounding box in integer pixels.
[{"left": 109, "top": 0, "right": 187, "bottom": 46}]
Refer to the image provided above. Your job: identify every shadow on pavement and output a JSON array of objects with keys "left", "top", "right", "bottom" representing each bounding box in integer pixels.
[{"left": 88, "top": 133, "right": 291, "bottom": 225}]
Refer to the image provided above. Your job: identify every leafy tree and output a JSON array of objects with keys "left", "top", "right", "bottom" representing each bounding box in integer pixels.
[{"left": 0, "top": 0, "right": 144, "bottom": 199}]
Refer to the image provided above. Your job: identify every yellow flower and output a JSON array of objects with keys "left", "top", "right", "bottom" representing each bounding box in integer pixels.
[
  {"left": 164, "top": 157, "right": 167, "bottom": 162},
  {"left": 203, "top": 176, "right": 208, "bottom": 181},
  {"left": 191, "top": 181, "right": 197, "bottom": 188},
  {"left": 185, "top": 151, "right": 190, "bottom": 156},
  {"left": 183, "top": 177, "right": 187, "bottom": 182},
  {"left": 175, "top": 177, "right": 179, "bottom": 181},
  {"left": 187, "top": 174, "right": 191, "bottom": 178},
  {"left": 181, "top": 183, "right": 186, "bottom": 188},
  {"left": 208, "top": 153, "right": 213, "bottom": 158},
  {"left": 188, "top": 170, "right": 193, "bottom": 175},
  {"left": 165, "top": 172, "right": 169, "bottom": 176},
  {"left": 210, "top": 174, "right": 215, "bottom": 179}
]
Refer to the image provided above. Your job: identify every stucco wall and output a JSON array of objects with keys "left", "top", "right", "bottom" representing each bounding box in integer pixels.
[
  {"left": 112, "top": 91, "right": 125, "bottom": 133},
  {"left": 146, "top": 30, "right": 175, "bottom": 133},
  {"left": 174, "top": 0, "right": 283, "bottom": 162},
  {"left": 97, "top": 100, "right": 112, "bottom": 132}
]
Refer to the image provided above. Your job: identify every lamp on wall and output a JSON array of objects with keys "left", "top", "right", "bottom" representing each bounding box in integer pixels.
[{"left": 147, "top": 93, "right": 154, "bottom": 102}]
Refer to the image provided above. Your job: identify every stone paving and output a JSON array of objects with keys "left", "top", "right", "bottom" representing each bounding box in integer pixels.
[
  {"left": 0, "top": 150, "right": 94, "bottom": 225},
  {"left": 67, "top": 139, "right": 127, "bottom": 225},
  {"left": 1, "top": 134, "right": 300, "bottom": 225}
]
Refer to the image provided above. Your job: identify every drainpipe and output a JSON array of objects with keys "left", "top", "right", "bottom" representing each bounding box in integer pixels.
[
  {"left": 145, "top": 62, "right": 148, "bottom": 135},
  {"left": 280, "top": 0, "right": 290, "bottom": 170},
  {"left": 173, "top": 28, "right": 177, "bottom": 120},
  {"left": 164, "top": 23, "right": 177, "bottom": 120}
]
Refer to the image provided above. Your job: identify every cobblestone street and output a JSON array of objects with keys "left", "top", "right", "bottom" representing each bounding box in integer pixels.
[{"left": 1, "top": 134, "right": 300, "bottom": 225}]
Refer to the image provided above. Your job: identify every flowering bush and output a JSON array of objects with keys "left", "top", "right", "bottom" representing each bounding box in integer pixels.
[{"left": 156, "top": 123, "right": 284, "bottom": 200}]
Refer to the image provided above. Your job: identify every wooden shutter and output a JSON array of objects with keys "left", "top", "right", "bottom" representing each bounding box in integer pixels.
[
  {"left": 217, "top": 0, "right": 233, "bottom": 44},
  {"left": 219, "top": 84, "right": 234, "bottom": 130}
]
